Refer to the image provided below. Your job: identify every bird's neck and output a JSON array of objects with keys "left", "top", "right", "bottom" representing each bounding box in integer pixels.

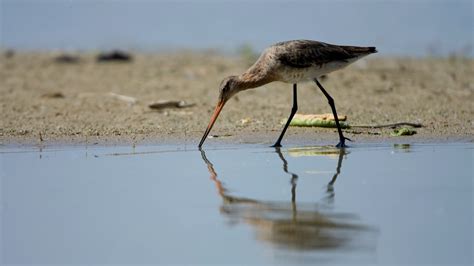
[{"left": 236, "top": 64, "right": 274, "bottom": 90}]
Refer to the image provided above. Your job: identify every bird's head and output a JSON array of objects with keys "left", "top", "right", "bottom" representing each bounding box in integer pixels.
[
  {"left": 217, "top": 75, "right": 240, "bottom": 104},
  {"left": 199, "top": 75, "right": 241, "bottom": 148}
]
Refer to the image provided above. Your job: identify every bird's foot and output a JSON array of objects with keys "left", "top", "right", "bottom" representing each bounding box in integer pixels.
[
  {"left": 335, "top": 137, "right": 352, "bottom": 148},
  {"left": 271, "top": 143, "right": 282, "bottom": 148}
]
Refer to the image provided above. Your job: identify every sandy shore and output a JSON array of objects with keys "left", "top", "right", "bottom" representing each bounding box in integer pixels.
[{"left": 1, "top": 51, "right": 473, "bottom": 146}]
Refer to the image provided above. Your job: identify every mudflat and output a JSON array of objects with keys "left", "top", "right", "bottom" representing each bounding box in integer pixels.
[{"left": 1, "top": 52, "right": 473, "bottom": 145}]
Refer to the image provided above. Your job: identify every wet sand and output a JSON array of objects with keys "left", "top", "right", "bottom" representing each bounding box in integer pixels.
[{"left": 1, "top": 51, "right": 473, "bottom": 146}]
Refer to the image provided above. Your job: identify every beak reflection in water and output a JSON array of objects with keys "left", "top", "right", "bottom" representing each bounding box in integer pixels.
[{"left": 200, "top": 147, "right": 377, "bottom": 252}]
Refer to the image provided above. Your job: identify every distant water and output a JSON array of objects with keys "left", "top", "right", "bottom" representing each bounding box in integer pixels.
[{"left": 1, "top": 0, "right": 473, "bottom": 57}]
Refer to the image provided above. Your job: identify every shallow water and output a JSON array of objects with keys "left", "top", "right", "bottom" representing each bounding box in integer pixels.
[{"left": 0, "top": 143, "right": 472, "bottom": 265}]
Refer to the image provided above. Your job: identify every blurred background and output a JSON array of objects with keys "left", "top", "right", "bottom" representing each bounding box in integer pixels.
[{"left": 2, "top": 0, "right": 473, "bottom": 57}]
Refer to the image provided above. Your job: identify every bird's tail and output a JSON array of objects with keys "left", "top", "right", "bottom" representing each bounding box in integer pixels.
[{"left": 342, "top": 46, "right": 377, "bottom": 55}]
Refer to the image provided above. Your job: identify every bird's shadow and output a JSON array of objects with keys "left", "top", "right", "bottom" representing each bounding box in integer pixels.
[{"left": 199, "top": 146, "right": 377, "bottom": 252}]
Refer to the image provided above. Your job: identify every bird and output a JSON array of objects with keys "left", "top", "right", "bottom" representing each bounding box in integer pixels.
[{"left": 198, "top": 40, "right": 377, "bottom": 148}]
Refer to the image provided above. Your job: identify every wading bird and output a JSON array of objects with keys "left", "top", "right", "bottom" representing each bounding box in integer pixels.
[{"left": 198, "top": 40, "right": 377, "bottom": 148}]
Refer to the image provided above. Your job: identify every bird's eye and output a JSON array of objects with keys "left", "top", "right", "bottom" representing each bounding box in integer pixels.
[{"left": 223, "top": 82, "right": 231, "bottom": 92}]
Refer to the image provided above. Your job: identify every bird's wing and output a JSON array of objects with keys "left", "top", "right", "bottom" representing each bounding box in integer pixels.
[{"left": 275, "top": 40, "right": 356, "bottom": 68}]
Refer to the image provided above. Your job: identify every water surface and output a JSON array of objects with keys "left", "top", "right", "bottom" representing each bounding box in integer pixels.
[{"left": 0, "top": 143, "right": 472, "bottom": 265}]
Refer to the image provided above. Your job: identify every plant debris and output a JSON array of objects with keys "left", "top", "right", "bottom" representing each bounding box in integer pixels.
[
  {"left": 240, "top": 118, "right": 252, "bottom": 125},
  {"left": 54, "top": 54, "right": 80, "bottom": 63},
  {"left": 352, "top": 122, "right": 422, "bottom": 129},
  {"left": 108, "top": 92, "right": 137, "bottom": 105},
  {"left": 209, "top": 134, "right": 232, "bottom": 138},
  {"left": 41, "top": 92, "right": 65, "bottom": 98},
  {"left": 295, "top": 113, "right": 346, "bottom": 121},
  {"left": 390, "top": 127, "right": 417, "bottom": 136},
  {"left": 288, "top": 114, "right": 349, "bottom": 128},
  {"left": 149, "top": 100, "right": 195, "bottom": 110},
  {"left": 97, "top": 50, "right": 132, "bottom": 62},
  {"left": 4, "top": 49, "right": 15, "bottom": 58}
]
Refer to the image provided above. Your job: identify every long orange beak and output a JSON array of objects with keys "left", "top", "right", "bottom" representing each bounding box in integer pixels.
[{"left": 198, "top": 100, "right": 225, "bottom": 148}]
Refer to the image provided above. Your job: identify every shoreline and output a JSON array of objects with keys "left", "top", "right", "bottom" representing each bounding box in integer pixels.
[
  {"left": 1, "top": 52, "right": 473, "bottom": 146},
  {"left": 1, "top": 132, "right": 472, "bottom": 149}
]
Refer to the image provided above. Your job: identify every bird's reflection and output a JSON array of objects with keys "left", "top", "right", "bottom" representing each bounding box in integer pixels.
[{"left": 200, "top": 147, "right": 376, "bottom": 251}]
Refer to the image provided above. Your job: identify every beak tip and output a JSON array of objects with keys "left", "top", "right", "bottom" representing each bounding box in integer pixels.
[{"left": 199, "top": 100, "right": 225, "bottom": 149}]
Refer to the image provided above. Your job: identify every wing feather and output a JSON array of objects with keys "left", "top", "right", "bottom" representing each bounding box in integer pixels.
[{"left": 275, "top": 40, "right": 364, "bottom": 68}]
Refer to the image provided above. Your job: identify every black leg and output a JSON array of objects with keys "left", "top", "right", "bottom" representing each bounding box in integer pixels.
[
  {"left": 314, "top": 78, "right": 351, "bottom": 148},
  {"left": 272, "top": 84, "right": 298, "bottom": 147}
]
